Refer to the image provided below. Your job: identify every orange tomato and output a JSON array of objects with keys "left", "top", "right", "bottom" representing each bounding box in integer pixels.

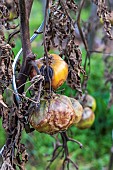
[{"left": 30, "top": 54, "right": 68, "bottom": 90}]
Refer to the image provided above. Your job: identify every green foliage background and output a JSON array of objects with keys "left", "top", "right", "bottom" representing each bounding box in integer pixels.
[{"left": 0, "top": 1, "right": 113, "bottom": 170}]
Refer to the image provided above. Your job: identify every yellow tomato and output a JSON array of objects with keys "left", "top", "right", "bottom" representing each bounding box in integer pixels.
[
  {"left": 75, "top": 107, "right": 95, "bottom": 130},
  {"left": 80, "top": 94, "right": 96, "bottom": 112}
]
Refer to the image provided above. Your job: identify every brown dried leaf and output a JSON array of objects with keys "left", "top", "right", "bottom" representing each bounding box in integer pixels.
[
  {"left": 0, "top": 31, "right": 13, "bottom": 94},
  {"left": 92, "top": 0, "right": 113, "bottom": 39}
]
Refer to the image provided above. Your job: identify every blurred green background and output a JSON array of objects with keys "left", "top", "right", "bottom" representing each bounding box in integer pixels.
[{"left": 0, "top": 1, "right": 113, "bottom": 170}]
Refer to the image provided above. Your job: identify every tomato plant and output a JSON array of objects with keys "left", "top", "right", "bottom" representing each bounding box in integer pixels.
[{"left": 0, "top": 0, "right": 113, "bottom": 170}]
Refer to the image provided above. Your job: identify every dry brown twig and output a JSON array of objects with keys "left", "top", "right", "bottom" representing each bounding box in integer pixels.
[{"left": 46, "top": 132, "right": 83, "bottom": 170}]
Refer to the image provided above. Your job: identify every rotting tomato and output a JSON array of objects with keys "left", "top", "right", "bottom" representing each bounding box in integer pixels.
[
  {"left": 29, "top": 94, "right": 80, "bottom": 135},
  {"left": 75, "top": 107, "right": 95, "bottom": 130},
  {"left": 30, "top": 54, "right": 68, "bottom": 90},
  {"left": 69, "top": 97, "right": 83, "bottom": 124}
]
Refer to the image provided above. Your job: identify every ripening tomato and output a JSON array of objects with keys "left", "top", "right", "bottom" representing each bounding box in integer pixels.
[
  {"left": 30, "top": 54, "right": 68, "bottom": 90},
  {"left": 29, "top": 94, "right": 78, "bottom": 135},
  {"left": 75, "top": 107, "right": 95, "bottom": 129}
]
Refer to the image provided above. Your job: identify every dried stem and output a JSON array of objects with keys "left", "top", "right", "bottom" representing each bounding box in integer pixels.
[
  {"left": 16, "top": 0, "right": 36, "bottom": 97},
  {"left": 19, "top": 0, "right": 31, "bottom": 59},
  {"left": 8, "top": 29, "right": 20, "bottom": 43},
  {"left": 26, "top": 0, "right": 34, "bottom": 17},
  {"left": 43, "top": 0, "right": 52, "bottom": 92},
  {"left": 1, "top": 2, "right": 36, "bottom": 168},
  {"left": 61, "top": 132, "right": 80, "bottom": 170},
  {"left": 43, "top": 0, "right": 49, "bottom": 57},
  {"left": 47, "top": 132, "right": 82, "bottom": 170},
  {"left": 77, "top": 0, "right": 90, "bottom": 71},
  {"left": 76, "top": 0, "right": 90, "bottom": 90},
  {"left": 8, "top": 1, "right": 34, "bottom": 43}
]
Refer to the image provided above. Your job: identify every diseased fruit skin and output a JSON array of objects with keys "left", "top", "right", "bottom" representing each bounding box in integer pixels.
[
  {"left": 76, "top": 107, "right": 95, "bottom": 129},
  {"left": 69, "top": 97, "right": 83, "bottom": 124},
  {"left": 29, "top": 94, "right": 79, "bottom": 135},
  {"left": 30, "top": 54, "right": 68, "bottom": 90},
  {"left": 81, "top": 94, "right": 96, "bottom": 112}
]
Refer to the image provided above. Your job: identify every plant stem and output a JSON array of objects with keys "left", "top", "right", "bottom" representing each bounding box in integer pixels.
[{"left": 17, "top": 0, "right": 34, "bottom": 96}]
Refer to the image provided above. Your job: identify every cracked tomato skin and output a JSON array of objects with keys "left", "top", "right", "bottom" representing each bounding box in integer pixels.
[
  {"left": 75, "top": 107, "right": 95, "bottom": 129},
  {"left": 29, "top": 94, "right": 78, "bottom": 135},
  {"left": 30, "top": 54, "right": 68, "bottom": 90}
]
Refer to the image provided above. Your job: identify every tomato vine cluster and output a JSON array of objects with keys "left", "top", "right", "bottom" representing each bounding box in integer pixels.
[
  {"left": 28, "top": 53, "right": 96, "bottom": 134},
  {"left": 24, "top": 1, "right": 97, "bottom": 135}
]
